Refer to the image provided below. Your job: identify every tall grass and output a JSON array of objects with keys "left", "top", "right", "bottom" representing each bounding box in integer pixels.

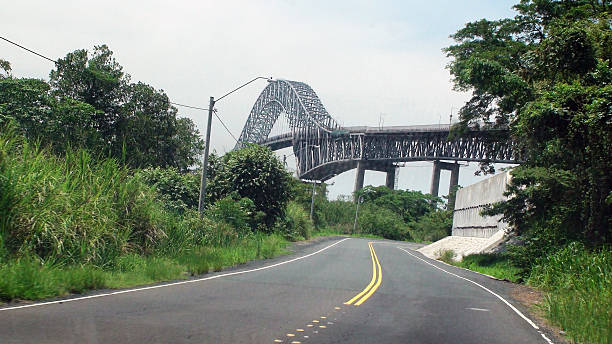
[
  {"left": 0, "top": 126, "right": 164, "bottom": 266},
  {"left": 0, "top": 234, "right": 288, "bottom": 301},
  {"left": 0, "top": 126, "right": 290, "bottom": 302},
  {"left": 528, "top": 242, "right": 611, "bottom": 344}
]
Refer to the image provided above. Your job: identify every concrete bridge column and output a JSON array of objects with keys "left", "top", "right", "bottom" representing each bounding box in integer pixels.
[
  {"left": 430, "top": 161, "right": 441, "bottom": 197},
  {"left": 449, "top": 163, "right": 460, "bottom": 209},
  {"left": 385, "top": 168, "right": 396, "bottom": 190},
  {"left": 354, "top": 161, "right": 366, "bottom": 195}
]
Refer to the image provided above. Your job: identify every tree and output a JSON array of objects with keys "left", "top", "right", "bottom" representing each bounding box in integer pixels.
[
  {"left": 356, "top": 185, "right": 441, "bottom": 223},
  {"left": 48, "top": 45, "right": 204, "bottom": 169},
  {"left": 49, "top": 45, "right": 127, "bottom": 141},
  {"left": 0, "top": 76, "right": 101, "bottom": 153},
  {"left": 207, "top": 144, "right": 292, "bottom": 229},
  {"left": 445, "top": 0, "right": 612, "bottom": 254},
  {"left": 0, "top": 59, "right": 11, "bottom": 79}
]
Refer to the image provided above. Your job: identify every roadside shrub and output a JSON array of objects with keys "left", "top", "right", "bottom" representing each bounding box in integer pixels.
[
  {"left": 137, "top": 167, "right": 200, "bottom": 213},
  {"left": 357, "top": 204, "right": 410, "bottom": 240},
  {"left": 206, "top": 196, "right": 255, "bottom": 237},
  {"left": 282, "top": 201, "right": 313, "bottom": 240},
  {"left": 409, "top": 209, "right": 452, "bottom": 242},
  {"left": 318, "top": 200, "right": 355, "bottom": 229},
  {"left": 207, "top": 144, "right": 292, "bottom": 228},
  {"left": 437, "top": 249, "right": 456, "bottom": 264}
]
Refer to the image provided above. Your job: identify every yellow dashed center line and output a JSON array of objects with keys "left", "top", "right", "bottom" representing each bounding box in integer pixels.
[{"left": 344, "top": 242, "right": 382, "bottom": 306}]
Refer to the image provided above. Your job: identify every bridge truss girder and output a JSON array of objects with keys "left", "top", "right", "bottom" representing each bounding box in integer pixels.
[{"left": 297, "top": 130, "right": 520, "bottom": 181}]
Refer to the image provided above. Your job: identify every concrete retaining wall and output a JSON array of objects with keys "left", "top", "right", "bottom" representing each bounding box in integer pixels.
[{"left": 452, "top": 170, "right": 511, "bottom": 238}]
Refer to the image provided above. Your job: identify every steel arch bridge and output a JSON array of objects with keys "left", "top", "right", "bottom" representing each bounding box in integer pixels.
[{"left": 235, "top": 79, "right": 520, "bottom": 194}]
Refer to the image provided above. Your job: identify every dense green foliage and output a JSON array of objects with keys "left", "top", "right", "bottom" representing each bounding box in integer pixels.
[
  {"left": 0, "top": 126, "right": 166, "bottom": 265},
  {"left": 279, "top": 201, "right": 314, "bottom": 241},
  {"left": 137, "top": 167, "right": 200, "bottom": 213},
  {"left": 445, "top": 0, "right": 611, "bottom": 263},
  {"left": 357, "top": 205, "right": 410, "bottom": 240},
  {"left": 289, "top": 180, "right": 328, "bottom": 227},
  {"left": 408, "top": 209, "right": 453, "bottom": 242},
  {"left": 356, "top": 185, "right": 440, "bottom": 223},
  {"left": 289, "top": 183, "right": 450, "bottom": 241},
  {"left": 0, "top": 46, "right": 204, "bottom": 170},
  {"left": 0, "top": 77, "right": 102, "bottom": 153},
  {"left": 207, "top": 144, "right": 292, "bottom": 228}
]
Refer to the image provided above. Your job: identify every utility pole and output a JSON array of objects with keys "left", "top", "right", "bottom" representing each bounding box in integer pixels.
[
  {"left": 196, "top": 77, "right": 272, "bottom": 215},
  {"left": 352, "top": 195, "right": 364, "bottom": 234},
  {"left": 198, "top": 96, "right": 215, "bottom": 215},
  {"left": 310, "top": 181, "right": 317, "bottom": 221}
]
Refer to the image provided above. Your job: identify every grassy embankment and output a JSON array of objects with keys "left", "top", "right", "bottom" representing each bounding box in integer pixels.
[
  {"left": 440, "top": 246, "right": 611, "bottom": 343},
  {"left": 0, "top": 128, "right": 289, "bottom": 302}
]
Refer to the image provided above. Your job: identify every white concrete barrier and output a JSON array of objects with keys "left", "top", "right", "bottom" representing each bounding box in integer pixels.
[{"left": 452, "top": 170, "right": 511, "bottom": 238}]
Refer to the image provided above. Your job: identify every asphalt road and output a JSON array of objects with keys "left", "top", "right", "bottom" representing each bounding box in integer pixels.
[{"left": 0, "top": 237, "right": 554, "bottom": 343}]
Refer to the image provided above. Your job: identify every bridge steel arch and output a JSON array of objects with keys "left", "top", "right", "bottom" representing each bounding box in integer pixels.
[{"left": 236, "top": 79, "right": 521, "bottom": 196}]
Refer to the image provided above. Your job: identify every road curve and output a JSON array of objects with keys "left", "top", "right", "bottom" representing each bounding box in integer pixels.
[{"left": 0, "top": 238, "right": 552, "bottom": 343}]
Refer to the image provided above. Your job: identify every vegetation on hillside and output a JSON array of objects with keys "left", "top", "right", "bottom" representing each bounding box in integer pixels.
[{"left": 445, "top": 0, "right": 611, "bottom": 264}]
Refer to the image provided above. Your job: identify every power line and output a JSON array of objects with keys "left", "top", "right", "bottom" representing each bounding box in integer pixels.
[
  {"left": 213, "top": 111, "right": 238, "bottom": 142},
  {"left": 1, "top": 35, "right": 240, "bottom": 143},
  {"left": 0, "top": 36, "right": 58, "bottom": 63},
  {"left": 169, "top": 103, "right": 237, "bottom": 142},
  {"left": 169, "top": 102, "right": 209, "bottom": 111}
]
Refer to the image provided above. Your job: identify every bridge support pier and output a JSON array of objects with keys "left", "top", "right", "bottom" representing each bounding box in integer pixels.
[
  {"left": 385, "top": 168, "right": 396, "bottom": 190},
  {"left": 430, "top": 161, "right": 441, "bottom": 197},
  {"left": 354, "top": 161, "right": 365, "bottom": 196},
  {"left": 449, "top": 163, "right": 459, "bottom": 209},
  {"left": 430, "top": 161, "right": 461, "bottom": 207}
]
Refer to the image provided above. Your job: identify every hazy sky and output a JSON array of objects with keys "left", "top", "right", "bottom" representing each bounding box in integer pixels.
[{"left": 2, "top": 0, "right": 518, "bottom": 199}]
